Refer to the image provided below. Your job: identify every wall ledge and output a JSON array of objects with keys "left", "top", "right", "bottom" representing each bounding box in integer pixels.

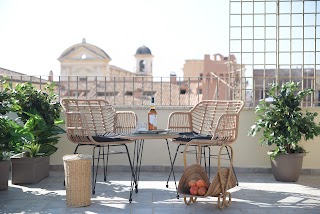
[{"left": 50, "top": 165, "right": 320, "bottom": 175}]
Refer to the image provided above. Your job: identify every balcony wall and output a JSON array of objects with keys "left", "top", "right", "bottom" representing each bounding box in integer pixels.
[{"left": 51, "top": 106, "right": 320, "bottom": 171}]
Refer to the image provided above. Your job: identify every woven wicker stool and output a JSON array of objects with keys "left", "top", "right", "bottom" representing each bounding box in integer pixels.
[{"left": 63, "top": 154, "right": 92, "bottom": 207}]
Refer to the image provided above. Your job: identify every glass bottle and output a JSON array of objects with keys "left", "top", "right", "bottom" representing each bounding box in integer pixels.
[{"left": 148, "top": 97, "right": 157, "bottom": 130}]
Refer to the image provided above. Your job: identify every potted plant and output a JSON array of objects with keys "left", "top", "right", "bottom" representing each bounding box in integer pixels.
[
  {"left": 0, "top": 152, "right": 10, "bottom": 191},
  {"left": 0, "top": 78, "right": 65, "bottom": 184},
  {"left": 0, "top": 116, "right": 27, "bottom": 190},
  {"left": 249, "top": 81, "right": 320, "bottom": 182}
]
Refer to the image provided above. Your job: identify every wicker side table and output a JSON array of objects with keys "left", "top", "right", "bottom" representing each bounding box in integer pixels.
[{"left": 63, "top": 154, "right": 92, "bottom": 207}]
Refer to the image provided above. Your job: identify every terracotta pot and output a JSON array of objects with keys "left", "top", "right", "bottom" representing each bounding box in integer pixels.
[
  {"left": 0, "top": 160, "right": 10, "bottom": 190},
  {"left": 270, "top": 153, "right": 306, "bottom": 182},
  {"left": 11, "top": 152, "right": 50, "bottom": 184}
]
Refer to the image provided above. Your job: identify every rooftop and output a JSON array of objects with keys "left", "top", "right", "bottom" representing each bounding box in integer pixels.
[{"left": 1, "top": 171, "right": 319, "bottom": 213}]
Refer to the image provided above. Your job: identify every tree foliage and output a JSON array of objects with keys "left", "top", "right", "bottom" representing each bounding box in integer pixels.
[{"left": 249, "top": 82, "right": 320, "bottom": 158}]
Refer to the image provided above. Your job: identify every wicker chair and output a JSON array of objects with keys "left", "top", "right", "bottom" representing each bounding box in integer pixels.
[
  {"left": 166, "top": 100, "right": 244, "bottom": 194},
  {"left": 61, "top": 98, "right": 137, "bottom": 194}
]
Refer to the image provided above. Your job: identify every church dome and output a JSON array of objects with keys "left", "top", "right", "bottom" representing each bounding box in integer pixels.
[
  {"left": 135, "top": 45, "right": 152, "bottom": 55},
  {"left": 58, "top": 38, "right": 111, "bottom": 60}
]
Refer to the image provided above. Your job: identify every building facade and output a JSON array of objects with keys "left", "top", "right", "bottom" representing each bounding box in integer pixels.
[{"left": 182, "top": 53, "right": 243, "bottom": 101}]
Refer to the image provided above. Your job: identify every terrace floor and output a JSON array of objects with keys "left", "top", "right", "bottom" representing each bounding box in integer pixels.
[{"left": 0, "top": 171, "right": 320, "bottom": 214}]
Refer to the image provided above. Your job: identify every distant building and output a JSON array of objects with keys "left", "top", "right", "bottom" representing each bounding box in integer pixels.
[
  {"left": 252, "top": 68, "right": 320, "bottom": 106},
  {"left": 56, "top": 39, "right": 203, "bottom": 105},
  {"left": 56, "top": 43, "right": 244, "bottom": 104},
  {"left": 0, "top": 67, "right": 49, "bottom": 89},
  {"left": 58, "top": 38, "right": 138, "bottom": 82},
  {"left": 134, "top": 45, "right": 153, "bottom": 82},
  {"left": 1, "top": 40, "right": 244, "bottom": 105},
  {"left": 182, "top": 53, "right": 244, "bottom": 100}
]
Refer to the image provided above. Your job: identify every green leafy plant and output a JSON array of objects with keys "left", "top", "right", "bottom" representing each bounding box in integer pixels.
[
  {"left": 0, "top": 77, "right": 65, "bottom": 157},
  {"left": 249, "top": 81, "right": 320, "bottom": 159},
  {"left": 21, "top": 111, "right": 64, "bottom": 157},
  {"left": 0, "top": 116, "right": 31, "bottom": 160}
]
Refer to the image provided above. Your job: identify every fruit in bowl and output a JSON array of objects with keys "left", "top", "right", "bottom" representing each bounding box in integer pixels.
[
  {"left": 189, "top": 185, "right": 198, "bottom": 195},
  {"left": 196, "top": 179, "right": 208, "bottom": 188},
  {"left": 188, "top": 179, "right": 196, "bottom": 187},
  {"left": 198, "top": 187, "right": 207, "bottom": 196}
]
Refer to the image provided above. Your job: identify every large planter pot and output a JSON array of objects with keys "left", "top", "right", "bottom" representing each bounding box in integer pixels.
[
  {"left": 270, "top": 153, "right": 306, "bottom": 182},
  {"left": 0, "top": 160, "right": 10, "bottom": 190},
  {"left": 11, "top": 152, "right": 50, "bottom": 184}
]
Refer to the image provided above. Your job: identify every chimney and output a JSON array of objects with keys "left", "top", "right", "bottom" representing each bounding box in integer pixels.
[
  {"left": 204, "top": 54, "right": 210, "bottom": 61},
  {"left": 170, "top": 72, "right": 177, "bottom": 84},
  {"left": 49, "top": 70, "right": 53, "bottom": 82},
  {"left": 134, "top": 88, "right": 143, "bottom": 99}
]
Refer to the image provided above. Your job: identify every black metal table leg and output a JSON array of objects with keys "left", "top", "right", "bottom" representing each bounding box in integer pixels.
[
  {"left": 129, "top": 139, "right": 144, "bottom": 202},
  {"left": 166, "top": 140, "right": 179, "bottom": 199}
]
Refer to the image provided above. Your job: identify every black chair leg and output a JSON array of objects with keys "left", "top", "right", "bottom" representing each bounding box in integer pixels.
[
  {"left": 92, "top": 146, "right": 96, "bottom": 194},
  {"left": 92, "top": 146, "right": 102, "bottom": 194},
  {"left": 202, "top": 147, "right": 207, "bottom": 174},
  {"left": 103, "top": 145, "right": 110, "bottom": 182},
  {"left": 73, "top": 144, "right": 80, "bottom": 154},
  {"left": 208, "top": 147, "right": 211, "bottom": 180},
  {"left": 102, "top": 146, "right": 106, "bottom": 181}
]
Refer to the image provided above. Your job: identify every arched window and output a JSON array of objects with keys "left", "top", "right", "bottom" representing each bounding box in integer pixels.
[{"left": 140, "top": 60, "right": 146, "bottom": 72}]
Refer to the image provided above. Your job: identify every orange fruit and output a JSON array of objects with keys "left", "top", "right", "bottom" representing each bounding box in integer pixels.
[
  {"left": 190, "top": 186, "right": 198, "bottom": 195},
  {"left": 196, "top": 179, "right": 208, "bottom": 188},
  {"left": 198, "top": 187, "right": 207, "bottom": 196},
  {"left": 188, "top": 179, "right": 196, "bottom": 187}
]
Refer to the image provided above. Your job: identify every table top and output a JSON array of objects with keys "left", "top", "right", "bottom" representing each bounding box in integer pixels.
[{"left": 119, "top": 132, "right": 179, "bottom": 140}]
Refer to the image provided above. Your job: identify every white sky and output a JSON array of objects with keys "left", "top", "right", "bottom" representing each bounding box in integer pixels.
[{"left": 0, "top": 0, "right": 229, "bottom": 78}]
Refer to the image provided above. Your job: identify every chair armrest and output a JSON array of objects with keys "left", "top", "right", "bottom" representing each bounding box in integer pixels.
[
  {"left": 212, "top": 113, "right": 240, "bottom": 144},
  {"left": 188, "top": 113, "right": 240, "bottom": 146},
  {"left": 167, "top": 111, "right": 192, "bottom": 133},
  {"left": 115, "top": 111, "right": 137, "bottom": 134},
  {"left": 64, "top": 112, "right": 94, "bottom": 143}
]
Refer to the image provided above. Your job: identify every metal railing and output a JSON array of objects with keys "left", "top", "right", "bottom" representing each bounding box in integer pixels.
[{"left": 1, "top": 75, "right": 319, "bottom": 107}]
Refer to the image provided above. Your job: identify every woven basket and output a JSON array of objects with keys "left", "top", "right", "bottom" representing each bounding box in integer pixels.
[
  {"left": 178, "top": 142, "right": 236, "bottom": 208},
  {"left": 206, "top": 168, "right": 236, "bottom": 197},
  {"left": 178, "top": 164, "right": 210, "bottom": 195},
  {"left": 178, "top": 165, "right": 236, "bottom": 197},
  {"left": 63, "top": 154, "right": 92, "bottom": 207}
]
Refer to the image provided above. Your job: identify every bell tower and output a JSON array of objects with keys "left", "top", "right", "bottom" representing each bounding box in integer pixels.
[{"left": 134, "top": 45, "right": 153, "bottom": 78}]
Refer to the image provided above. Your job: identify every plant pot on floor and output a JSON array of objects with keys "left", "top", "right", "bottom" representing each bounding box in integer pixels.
[
  {"left": 270, "top": 153, "right": 306, "bottom": 182},
  {"left": 11, "top": 152, "right": 50, "bottom": 184},
  {"left": 0, "top": 160, "right": 10, "bottom": 190}
]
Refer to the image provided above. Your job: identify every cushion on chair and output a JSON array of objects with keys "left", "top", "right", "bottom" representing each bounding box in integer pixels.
[
  {"left": 173, "top": 131, "right": 212, "bottom": 142},
  {"left": 92, "top": 132, "right": 128, "bottom": 142}
]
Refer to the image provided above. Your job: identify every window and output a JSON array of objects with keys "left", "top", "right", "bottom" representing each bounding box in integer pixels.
[
  {"left": 180, "top": 89, "right": 186, "bottom": 94},
  {"left": 70, "top": 90, "right": 87, "bottom": 96},
  {"left": 97, "top": 92, "right": 118, "bottom": 96},
  {"left": 125, "top": 91, "right": 133, "bottom": 96},
  {"left": 139, "top": 60, "right": 146, "bottom": 72},
  {"left": 143, "top": 91, "right": 156, "bottom": 96}
]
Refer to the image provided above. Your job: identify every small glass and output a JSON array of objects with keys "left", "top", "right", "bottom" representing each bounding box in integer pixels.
[{"left": 136, "top": 122, "right": 148, "bottom": 131}]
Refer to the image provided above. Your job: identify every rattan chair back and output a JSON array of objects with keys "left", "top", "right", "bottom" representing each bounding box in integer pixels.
[
  {"left": 168, "top": 100, "right": 244, "bottom": 145},
  {"left": 61, "top": 98, "right": 137, "bottom": 145}
]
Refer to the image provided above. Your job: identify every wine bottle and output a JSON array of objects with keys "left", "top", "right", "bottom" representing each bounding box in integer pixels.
[{"left": 148, "top": 97, "right": 157, "bottom": 130}]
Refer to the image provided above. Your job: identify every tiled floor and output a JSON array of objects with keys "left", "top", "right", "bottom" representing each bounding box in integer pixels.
[{"left": 0, "top": 171, "right": 320, "bottom": 214}]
